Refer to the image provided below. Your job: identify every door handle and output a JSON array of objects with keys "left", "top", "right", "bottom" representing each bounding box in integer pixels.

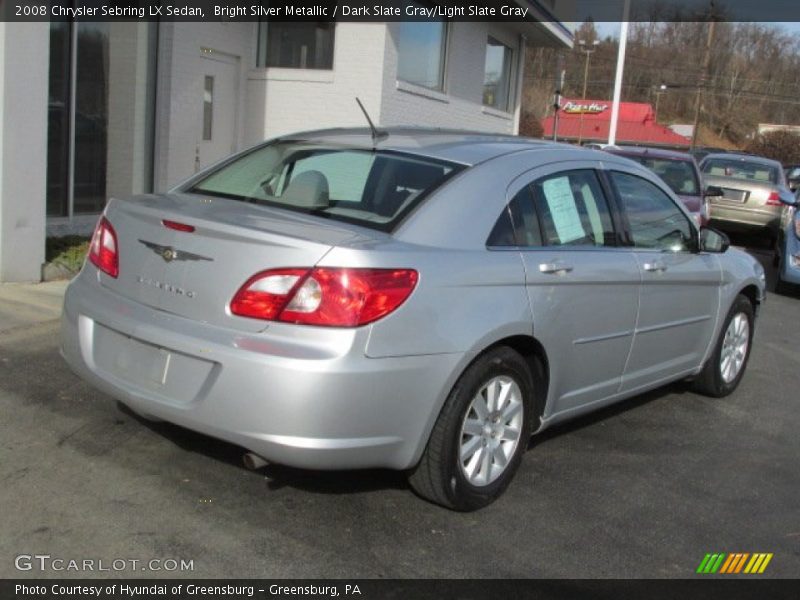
[
  {"left": 539, "top": 261, "right": 574, "bottom": 275},
  {"left": 643, "top": 261, "right": 668, "bottom": 273}
]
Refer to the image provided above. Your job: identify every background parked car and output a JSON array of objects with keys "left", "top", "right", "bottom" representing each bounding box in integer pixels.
[
  {"left": 784, "top": 164, "right": 800, "bottom": 192},
  {"left": 775, "top": 189, "right": 800, "bottom": 293},
  {"left": 603, "top": 145, "right": 711, "bottom": 227},
  {"left": 700, "top": 153, "right": 794, "bottom": 241},
  {"left": 689, "top": 146, "right": 732, "bottom": 163}
]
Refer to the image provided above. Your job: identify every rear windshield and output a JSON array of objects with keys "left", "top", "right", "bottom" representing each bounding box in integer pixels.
[
  {"left": 702, "top": 158, "right": 780, "bottom": 184},
  {"left": 188, "top": 142, "right": 462, "bottom": 231}
]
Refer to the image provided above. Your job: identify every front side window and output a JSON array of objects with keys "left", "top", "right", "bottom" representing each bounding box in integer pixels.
[
  {"left": 396, "top": 10, "right": 447, "bottom": 90},
  {"left": 483, "top": 37, "right": 513, "bottom": 110},
  {"left": 189, "top": 142, "right": 461, "bottom": 232},
  {"left": 256, "top": 22, "right": 335, "bottom": 69},
  {"left": 530, "top": 170, "right": 616, "bottom": 247},
  {"left": 610, "top": 171, "right": 694, "bottom": 252}
]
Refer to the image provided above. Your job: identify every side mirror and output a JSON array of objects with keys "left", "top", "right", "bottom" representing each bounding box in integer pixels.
[
  {"left": 699, "top": 226, "right": 730, "bottom": 253},
  {"left": 704, "top": 185, "right": 724, "bottom": 198}
]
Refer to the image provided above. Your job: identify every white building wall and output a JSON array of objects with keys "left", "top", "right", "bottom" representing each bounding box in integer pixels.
[
  {"left": 0, "top": 22, "right": 49, "bottom": 282},
  {"left": 379, "top": 22, "right": 522, "bottom": 134},
  {"left": 106, "top": 23, "right": 157, "bottom": 202},
  {"left": 157, "top": 21, "right": 533, "bottom": 190},
  {"left": 244, "top": 22, "right": 388, "bottom": 144},
  {"left": 154, "top": 21, "right": 253, "bottom": 191}
]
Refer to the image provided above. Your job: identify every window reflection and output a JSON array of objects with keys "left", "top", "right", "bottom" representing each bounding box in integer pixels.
[
  {"left": 396, "top": 14, "right": 447, "bottom": 90},
  {"left": 483, "top": 37, "right": 512, "bottom": 110},
  {"left": 47, "top": 22, "right": 71, "bottom": 217}
]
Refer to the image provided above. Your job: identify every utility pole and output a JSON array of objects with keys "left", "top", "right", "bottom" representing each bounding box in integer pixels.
[
  {"left": 578, "top": 39, "right": 600, "bottom": 100},
  {"left": 654, "top": 83, "right": 667, "bottom": 117},
  {"left": 691, "top": 3, "right": 716, "bottom": 149},
  {"left": 552, "top": 54, "right": 565, "bottom": 142},
  {"left": 577, "top": 38, "right": 599, "bottom": 144},
  {"left": 608, "top": 0, "right": 631, "bottom": 146}
]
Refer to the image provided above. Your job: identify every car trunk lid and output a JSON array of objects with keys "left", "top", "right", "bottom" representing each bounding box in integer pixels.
[
  {"left": 702, "top": 174, "right": 780, "bottom": 208},
  {"left": 100, "top": 193, "right": 368, "bottom": 333}
]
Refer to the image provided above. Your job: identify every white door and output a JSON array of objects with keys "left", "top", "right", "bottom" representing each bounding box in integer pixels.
[{"left": 197, "top": 52, "right": 239, "bottom": 172}]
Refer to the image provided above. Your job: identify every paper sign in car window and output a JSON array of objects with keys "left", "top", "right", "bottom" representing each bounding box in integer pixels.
[{"left": 542, "top": 176, "right": 585, "bottom": 244}]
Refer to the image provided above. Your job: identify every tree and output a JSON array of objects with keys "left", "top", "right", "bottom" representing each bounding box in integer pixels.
[{"left": 744, "top": 130, "right": 800, "bottom": 165}]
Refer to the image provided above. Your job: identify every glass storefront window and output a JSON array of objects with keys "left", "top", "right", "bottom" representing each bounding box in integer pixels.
[
  {"left": 47, "top": 22, "right": 71, "bottom": 217},
  {"left": 73, "top": 23, "right": 109, "bottom": 214},
  {"left": 46, "top": 22, "right": 157, "bottom": 217}
]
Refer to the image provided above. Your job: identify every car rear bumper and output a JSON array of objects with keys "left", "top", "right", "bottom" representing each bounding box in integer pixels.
[
  {"left": 60, "top": 271, "right": 462, "bottom": 470},
  {"left": 709, "top": 202, "right": 781, "bottom": 231}
]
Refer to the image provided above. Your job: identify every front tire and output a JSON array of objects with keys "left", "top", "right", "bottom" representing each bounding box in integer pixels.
[
  {"left": 692, "top": 294, "right": 754, "bottom": 398},
  {"left": 408, "top": 346, "right": 534, "bottom": 511}
]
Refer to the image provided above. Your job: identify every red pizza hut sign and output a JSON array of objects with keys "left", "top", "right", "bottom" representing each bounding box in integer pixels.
[{"left": 562, "top": 101, "right": 609, "bottom": 114}]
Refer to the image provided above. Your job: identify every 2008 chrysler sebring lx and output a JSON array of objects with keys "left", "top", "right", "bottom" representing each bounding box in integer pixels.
[{"left": 61, "top": 129, "right": 766, "bottom": 510}]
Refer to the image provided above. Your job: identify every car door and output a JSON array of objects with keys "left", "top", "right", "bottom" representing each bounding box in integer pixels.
[
  {"left": 607, "top": 168, "right": 721, "bottom": 391},
  {"left": 499, "top": 163, "right": 641, "bottom": 417}
]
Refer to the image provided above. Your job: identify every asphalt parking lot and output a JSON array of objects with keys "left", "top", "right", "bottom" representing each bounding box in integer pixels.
[{"left": 1, "top": 240, "right": 798, "bottom": 579}]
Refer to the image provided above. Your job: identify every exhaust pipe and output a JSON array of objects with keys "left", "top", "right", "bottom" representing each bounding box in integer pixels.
[{"left": 243, "top": 452, "right": 269, "bottom": 470}]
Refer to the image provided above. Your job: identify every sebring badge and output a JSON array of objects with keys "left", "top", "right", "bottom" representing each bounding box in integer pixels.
[{"left": 138, "top": 239, "right": 213, "bottom": 263}]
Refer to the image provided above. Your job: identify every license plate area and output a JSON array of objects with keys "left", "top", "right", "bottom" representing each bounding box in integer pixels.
[
  {"left": 91, "top": 321, "right": 216, "bottom": 405},
  {"left": 720, "top": 188, "right": 748, "bottom": 203}
]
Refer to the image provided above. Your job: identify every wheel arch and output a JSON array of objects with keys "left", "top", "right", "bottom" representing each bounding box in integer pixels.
[
  {"left": 738, "top": 283, "right": 761, "bottom": 314},
  {"left": 480, "top": 335, "right": 550, "bottom": 430}
]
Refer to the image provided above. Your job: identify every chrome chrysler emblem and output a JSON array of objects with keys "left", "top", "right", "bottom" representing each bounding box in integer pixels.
[{"left": 138, "top": 239, "right": 213, "bottom": 263}]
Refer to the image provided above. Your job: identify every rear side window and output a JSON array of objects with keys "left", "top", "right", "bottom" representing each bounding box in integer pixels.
[
  {"left": 189, "top": 142, "right": 462, "bottom": 232},
  {"left": 610, "top": 171, "right": 694, "bottom": 252},
  {"left": 487, "top": 187, "right": 542, "bottom": 247},
  {"left": 530, "top": 170, "right": 616, "bottom": 247}
]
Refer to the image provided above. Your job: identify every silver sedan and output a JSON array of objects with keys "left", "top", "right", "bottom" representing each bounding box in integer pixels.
[
  {"left": 61, "top": 129, "right": 766, "bottom": 510},
  {"left": 700, "top": 153, "right": 794, "bottom": 238}
]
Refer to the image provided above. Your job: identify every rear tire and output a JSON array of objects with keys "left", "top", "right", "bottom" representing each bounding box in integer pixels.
[
  {"left": 408, "top": 346, "right": 534, "bottom": 511},
  {"left": 692, "top": 294, "right": 754, "bottom": 398}
]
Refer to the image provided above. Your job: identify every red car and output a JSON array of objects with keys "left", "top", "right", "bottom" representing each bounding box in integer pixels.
[{"left": 603, "top": 146, "right": 711, "bottom": 227}]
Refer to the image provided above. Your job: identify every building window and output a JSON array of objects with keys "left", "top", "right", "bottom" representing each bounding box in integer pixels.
[
  {"left": 203, "top": 76, "right": 214, "bottom": 141},
  {"left": 396, "top": 11, "right": 448, "bottom": 90},
  {"left": 483, "top": 37, "right": 513, "bottom": 111},
  {"left": 46, "top": 22, "right": 157, "bottom": 217},
  {"left": 256, "top": 22, "right": 335, "bottom": 69}
]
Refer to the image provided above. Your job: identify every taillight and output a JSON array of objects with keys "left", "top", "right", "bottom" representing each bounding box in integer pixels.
[
  {"left": 88, "top": 216, "right": 119, "bottom": 278},
  {"left": 230, "top": 268, "right": 418, "bottom": 327},
  {"left": 766, "top": 191, "right": 782, "bottom": 206}
]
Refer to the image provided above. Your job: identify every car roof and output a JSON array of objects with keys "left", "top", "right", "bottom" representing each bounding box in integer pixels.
[
  {"left": 604, "top": 145, "right": 694, "bottom": 162},
  {"left": 701, "top": 152, "right": 781, "bottom": 167},
  {"left": 277, "top": 127, "right": 567, "bottom": 166}
]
